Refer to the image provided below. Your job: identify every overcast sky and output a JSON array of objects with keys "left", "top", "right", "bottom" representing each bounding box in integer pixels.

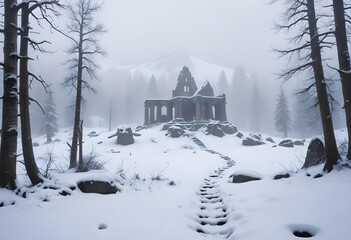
[{"left": 95, "top": 0, "right": 284, "bottom": 78}]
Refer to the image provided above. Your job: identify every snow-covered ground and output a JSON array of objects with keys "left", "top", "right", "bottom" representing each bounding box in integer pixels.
[{"left": 0, "top": 125, "right": 350, "bottom": 240}]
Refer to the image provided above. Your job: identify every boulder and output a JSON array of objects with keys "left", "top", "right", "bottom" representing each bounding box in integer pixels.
[
  {"left": 303, "top": 138, "right": 326, "bottom": 169},
  {"left": 279, "top": 139, "right": 294, "bottom": 148},
  {"left": 266, "top": 137, "right": 275, "bottom": 143},
  {"left": 203, "top": 122, "right": 225, "bottom": 137},
  {"left": 222, "top": 123, "right": 238, "bottom": 135},
  {"left": 236, "top": 132, "right": 244, "bottom": 138},
  {"left": 117, "top": 127, "right": 134, "bottom": 145},
  {"left": 166, "top": 126, "right": 185, "bottom": 138},
  {"left": 233, "top": 174, "right": 261, "bottom": 183},
  {"left": 88, "top": 131, "right": 99, "bottom": 137},
  {"left": 32, "top": 142, "right": 39, "bottom": 147},
  {"left": 135, "top": 126, "right": 144, "bottom": 132},
  {"left": 273, "top": 173, "right": 290, "bottom": 180},
  {"left": 77, "top": 180, "right": 118, "bottom": 194},
  {"left": 293, "top": 140, "right": 304, "bottom": 146},
  {"left": 242, "top": 137, "right": 264, "bottom": 146},
  {"left": 250, "top": 134, "right": 262, "bottom": 141}
]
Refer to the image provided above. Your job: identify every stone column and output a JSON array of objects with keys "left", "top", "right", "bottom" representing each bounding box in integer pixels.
[
  {"left": 174, "top": 101, "right": 183, "bottom": 119},
  {"left": 167, "top": 105, "right": 173, "bottom": 121},
  {"left": 144, "top": 104, "right": 149, "bottom": 124},
  {"left": 150, "top": 105, "right": 155, "bottom": 123},
  {"left": 204, "top": 103, "right": 211, "bottom": 120},
  {"left": 209, "top": 104, "right": 214, "bottom": 120},
  {"left": 221, "top": 102, "right": 228, "bottom": 121},
  {"left": 215, "top": 102, "right": 227, "bottom": 121},
  {"left": 195, "top": 101, "right": 203, "bottom": 120},
  {"left": 156, "top": 104, "right": 162, "bottom": 123}
]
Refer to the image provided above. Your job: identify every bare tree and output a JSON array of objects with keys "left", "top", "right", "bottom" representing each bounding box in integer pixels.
[
  {"left": 0, "top": 0, "right": 20, "bottom": 189},
  {"left": 274, "top": 0, "right": 340, "bottom": 172},
  {"left": 18, "top": 0, "right": 60, "bottom": 185},
  {"left": 62, "top": 0, "right": 106, "bottom": 169},
  {"left": 330, "top": 0, "right": 351, "bottom": 160}
]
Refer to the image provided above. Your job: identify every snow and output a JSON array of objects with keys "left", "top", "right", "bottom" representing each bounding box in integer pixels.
[
  {"left": 4, "top": 73, "right": 17, "bottom": 81},
  {"left": 121, "top": 53, "right": 235, "bottom": 85},
  {"left": 0, "top": 125, "right": 350, "bottom": 240}
]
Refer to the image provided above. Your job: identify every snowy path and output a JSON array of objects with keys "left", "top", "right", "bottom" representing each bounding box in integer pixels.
[
  {"left": 189, "top": 136, "right": 235, "bottom": 238},
  {"left": 1, "top": 127, "right": 351, "bottom": 240}
]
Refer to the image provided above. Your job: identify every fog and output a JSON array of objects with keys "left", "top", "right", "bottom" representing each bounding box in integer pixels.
[
  {"left": 98, "top": 0, "right": 283, "bottom": 76},
  {"left": 1, "top": 0, "right": 346, "bottom": 137}
]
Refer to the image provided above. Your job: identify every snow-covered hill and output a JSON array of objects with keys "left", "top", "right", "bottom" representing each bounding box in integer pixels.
[
  {"left": 0, "top": 126, "right": 350, "bottom": 240},
  {"left": 118, "top": 53, "right": 235, "bottom": 84}
]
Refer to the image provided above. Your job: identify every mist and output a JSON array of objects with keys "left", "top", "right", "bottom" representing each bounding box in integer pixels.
[{"left": 1, "top": 0, "right": 345, "bottom": 138}]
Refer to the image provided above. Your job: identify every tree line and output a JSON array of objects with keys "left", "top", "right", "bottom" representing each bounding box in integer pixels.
[
  {"left": 0, "top": 0, "right": 104, "bottom": 189},
  {"left": 273, "top": 0, "right": 351, "bottom": 171}
]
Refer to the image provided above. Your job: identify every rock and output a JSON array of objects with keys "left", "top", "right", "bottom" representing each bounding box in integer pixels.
[
  {"left": 266, "top": 137, "right": 275, "bottom": 143},
  {"left": 135, "top": 126, "right": 144, "bottom": 132},
  {"left": 314, "top": 173, "right": 323, "bottom": 179},
  {"left": 203, "top": 122, "right": 225, "bottom": 137},
  {"left": 133, "top": 133, "right": 141, "bottom": 137},
  {"left": 88, "top": 131, "right": 99, "bottom": 137},
  {"left": 273, "top": 173, "right": 290, "bottom": 180},
  {"left": 242, "top": 137, "right": 264, "bottom": 146},
  {"left": 32, "top": 142, "right": 39, "bottom": 147},
  {"left": 279, "top": 139, "right": 294, "bottom": 148},
  {"left": 222, "top": 123, "right": 238, "bottom": 135},
  {"left": 233, "top": 174, "right": 261, "bottom": 183},
  {"left": 236, "top": 132, "right": 244, "bottom": 138},
  {"left": 77, "top": 180, "right": 118, "bottom": 194},
  {"left": 166, "top": 126, "right": 185, "bottom": 138},
  {"left": 117, "top": 127, "right": 134, "bottom": 145},
  {"left": 303, "top": 138, "right": 326, "bottom": 169},
  {"left": 293, "top": 140, "right": 304, "bottom": 146},
  {"left": 250, "top": 134, "right": 261, "bottom": 141}
]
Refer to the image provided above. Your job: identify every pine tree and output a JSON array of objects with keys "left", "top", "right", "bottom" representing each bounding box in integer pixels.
[
  {"left": 147, "top": 74, "right": 159, "bottom": 98},
  {"left": 229, "top": 65, "right": 249, "bottom": 128},
  {"left": 42, "top": 93, "right": 58, "bottom": 143},
  {"left": 275, "top": 88, "right": 291, "bottom": 138},
  {"left": 217, "top": 70, "right": 229, "bottom": 94}
]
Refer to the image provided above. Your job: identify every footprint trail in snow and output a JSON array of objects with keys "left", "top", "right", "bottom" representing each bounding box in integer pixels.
[{"left": 190, "top": 136, "right": 235, "bottom": 238}]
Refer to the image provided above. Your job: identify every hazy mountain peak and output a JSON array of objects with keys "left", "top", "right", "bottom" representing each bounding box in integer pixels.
[{"left": 127, "top": 53, "right": 234, "bottom": 85}]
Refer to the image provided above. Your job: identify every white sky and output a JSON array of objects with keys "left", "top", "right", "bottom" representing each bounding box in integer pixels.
[{"left": 97, "top": 0, "right": 284, "bottom": 78}]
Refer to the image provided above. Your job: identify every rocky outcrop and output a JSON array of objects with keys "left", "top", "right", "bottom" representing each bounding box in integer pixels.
[
  {"left": 77, "top": 180, "right": 118, "bottom": 194},
  {"left": 166, "top": 126, "right": 185, "bottom": 138},
  {"left": 242, "top": 137, "right": 264, "bottom": 146},
  {"left": 303, "top": 138, "right": 326, "bottom": 168},
  {"left": 279, "top": 139, "right": 294, "bottom": 148},
  {"left": 117, "top": 127, "right": 134, "bottom": 145}
]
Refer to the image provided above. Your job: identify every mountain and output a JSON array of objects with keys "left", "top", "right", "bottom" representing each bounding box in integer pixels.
[{"left": 115, "top": 53, "right": 235, "bottom": 86}]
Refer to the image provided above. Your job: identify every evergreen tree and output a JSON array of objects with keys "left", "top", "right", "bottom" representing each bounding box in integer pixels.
[
  {"left": 275, "top": 88, "right": 291, "bottom": 138},
  {"left": 229, "top": 65, "right": 249, "bottom": 128},
  {"left": 217, "top": 70, "right": 229, "bottom": 94},
  {"left": 147, "top": 74, "right": 159, "bottom": 98},
  {"left": 251, "top": 82, "right": 261, "bottom": 132},
  {"left": 42, "top": 93, "right": 58, "bottom": 143},
  {"left": 292, "top": 90, "right": 322, "bottom": 137}
]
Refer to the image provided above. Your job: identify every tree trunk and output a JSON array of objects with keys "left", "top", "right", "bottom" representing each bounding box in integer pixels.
[
  {"left": 46, "top": 124, "right": 52, "bottom": 143},
  {"left": 307, "top": 0, "right": 340, "bottom": 172},
  {"left": 19, "top": 4, "right": 43, "bottom": 186},
  {"left": 69, "top": 25, "right": 84, "bottom": 169},
  {"left": 77, "top": 120, "right": 83, "bottom": 171},
  {"left": 332, "top": 0, "right": 351, "bottom": 160},
  {"left": 0, "top": 0, "right": 19, "bottom": 189}
]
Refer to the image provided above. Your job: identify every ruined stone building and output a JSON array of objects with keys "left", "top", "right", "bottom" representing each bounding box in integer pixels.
[{"left": 144, "top": 66, "right": 227, "bottom": 124}]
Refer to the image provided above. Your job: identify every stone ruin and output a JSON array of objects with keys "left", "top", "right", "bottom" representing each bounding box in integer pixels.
[{"left": 144, "top": 66, "right": 227, "bottom": 126}]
